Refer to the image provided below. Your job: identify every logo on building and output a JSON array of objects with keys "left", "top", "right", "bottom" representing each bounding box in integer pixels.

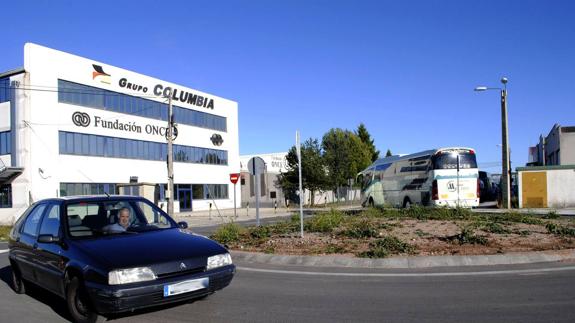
[
  {"left": 72, "top": 112, "right": 91, "bottom": 127},
  {"left": 210, "top": 134, "right": 223, "bottom": 146},
  {"left": 92, "top": 64, "right": 111, "bottom": 84},
  {"left": 447, "top": 181, "right": 456, "bottom": 192}
]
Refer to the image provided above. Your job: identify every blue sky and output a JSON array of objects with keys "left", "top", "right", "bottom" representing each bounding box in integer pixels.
[{"left": 1, "top": 0, "right": 574, "bottom": 170}]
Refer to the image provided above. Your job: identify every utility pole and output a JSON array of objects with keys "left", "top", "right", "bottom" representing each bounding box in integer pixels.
[
  {"left": 167, "top": 95, "right": 174, "bottom": 216},
  {"left": 500, "top": 78, "right": 511, "bottom": 209}
]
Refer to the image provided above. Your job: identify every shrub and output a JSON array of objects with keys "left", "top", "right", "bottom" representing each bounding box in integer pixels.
[
  {"left": 482, "top": 222, "right": 511, "bottom": 234},
  {"left": 341, "top": 218, "right": 380, "bottom": 238},
  {"left": 543, "top": 211, "right": 560, "bottom": 219},
  {"left": 248, "top": 225, "right": 271, "bottom": 240},
  {"left": 305, "top": 209, "right": 344, "bottom": 233},
  {"left": 211, "top": 223, "right": 245, "bottom": 245},
  {"left": 442, "top": 226, "right": 488, "bottom": 245},
  {"left": 0, "top": 226, "right": 11, "bottom": 240},
  {"left": 546, "top": 223, "right": 575, "bottom": 237},
  {"left": 357, "top": 236, "right": 415, "bottom": 258}
]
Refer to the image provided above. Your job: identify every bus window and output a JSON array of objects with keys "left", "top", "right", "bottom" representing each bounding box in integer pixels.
[{"left": 432, "top": 152, "right": 478, "bottom": 170}]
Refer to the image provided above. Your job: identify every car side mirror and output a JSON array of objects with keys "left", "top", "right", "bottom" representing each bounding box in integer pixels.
[
  {"left": 38, "top": 234, "right": 60, "bottom": 244},
  {"left": 178, "top": 221, "right": 188, "bottom": 229}
]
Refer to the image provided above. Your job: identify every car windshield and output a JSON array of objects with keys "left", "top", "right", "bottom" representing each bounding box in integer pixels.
[
  {"left": 432, "top": 152, "right": 478, "bottom": 170},
  {"left": 66, "top": 199, "right": 176, "bottom": 238}
]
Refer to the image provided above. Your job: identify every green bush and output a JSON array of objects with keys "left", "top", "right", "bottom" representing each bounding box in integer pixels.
[
  {"left": 482, "top": 222, "right": 511, "bottom": 234},
  {"left": 0, "top": 226, "right": 12, "bottom": 240},
  {"left": 357, "top": 236, "right": 415, "bottom": 258},
  {"left": 543, "top": 211, "right": 560, "bottom": 219},
  {"left": 305, "top": 209, "right": 344, "bottom": 233},
  {"left": 442, "top": 226, "right": 488, "bottom": 245},
  {"left": 488, "top": 212, "right": 543, "bottom": 225},
  {"left": 211, "top": 223, "right": 245, "bottom": 245},
  {"left": 341, "top": 218, "right": 380, "bottom": 238},
  {"left": 248, "top": 225, "right": 271, "bottom": 240},
  {"left": 546, "top": 223, "right": 575, "bottom": 237}
]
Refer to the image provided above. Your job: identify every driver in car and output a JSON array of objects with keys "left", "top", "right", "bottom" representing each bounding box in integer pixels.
[{"left": 104, "top": 207, "right": 131, "bottom": 233}]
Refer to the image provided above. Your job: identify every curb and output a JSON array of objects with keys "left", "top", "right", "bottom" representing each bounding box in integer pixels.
[{"left": 231, "top": 248, "right": 575, "bottom": 269}]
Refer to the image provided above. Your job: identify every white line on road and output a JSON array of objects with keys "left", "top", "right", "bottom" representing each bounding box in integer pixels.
[
  {"left": 238, "top": 265, "right": 575, "bottom": 277},
  {"left": 0, "top": 249, "right": 8, "bottom": 254}
]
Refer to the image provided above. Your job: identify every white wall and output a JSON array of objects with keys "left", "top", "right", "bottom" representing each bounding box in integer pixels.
[{"left": 547, "top": 169, "right": 575, "bottom": 208}]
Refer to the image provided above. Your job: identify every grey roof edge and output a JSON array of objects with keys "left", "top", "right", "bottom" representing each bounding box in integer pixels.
[
  {"left": 517, "top": 165, "right": 575, "bottom": 171},
  {"left": 0, "top": 67, "right": 25, "bottom": 79}
]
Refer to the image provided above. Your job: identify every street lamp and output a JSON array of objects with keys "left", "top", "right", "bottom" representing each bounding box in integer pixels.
[{"left": 474, "top": 77, "right": 511, "bottom": 209}]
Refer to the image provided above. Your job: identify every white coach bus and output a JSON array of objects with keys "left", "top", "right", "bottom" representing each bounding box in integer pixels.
[{"left": 357, "top": 147, "right": 480, "bottom": 208}]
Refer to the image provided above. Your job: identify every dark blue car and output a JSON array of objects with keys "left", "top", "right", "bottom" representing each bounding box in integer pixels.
[{"left": 8, "top": 195, "right": 235, "bottom": 323}]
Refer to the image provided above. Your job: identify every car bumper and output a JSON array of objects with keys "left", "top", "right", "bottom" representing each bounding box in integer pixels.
[
  {"left": 430, "top": 199, "right": 480, "bottom": 208},
  {"left": 85, "top": 265, "right": 235, "bottom": 314}
]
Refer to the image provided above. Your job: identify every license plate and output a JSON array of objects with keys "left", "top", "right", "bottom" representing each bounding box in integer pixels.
[{"left": 164, "top": 278, "right": 209, "bottom": 297}]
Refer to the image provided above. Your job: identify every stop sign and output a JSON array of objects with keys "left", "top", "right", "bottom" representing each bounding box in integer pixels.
[{"left": 230, "top": 173, "right": 240, "bottom": 184}]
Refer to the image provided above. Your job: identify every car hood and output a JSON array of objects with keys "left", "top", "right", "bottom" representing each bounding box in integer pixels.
[{"left": 72, "top": 228, "right": 228, "bottom": 271}]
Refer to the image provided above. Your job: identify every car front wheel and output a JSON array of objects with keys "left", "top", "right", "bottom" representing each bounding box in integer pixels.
[
  {"left": 11, "top": 265, "right": 26, "bottom": 294},
  {"left": 66, "top": 277, "right": 102, "bottom": 323}
]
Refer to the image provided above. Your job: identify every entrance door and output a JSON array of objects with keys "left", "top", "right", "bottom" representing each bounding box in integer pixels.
[{"left": 178, "top": 188, "right": 192, "bottom": 211}]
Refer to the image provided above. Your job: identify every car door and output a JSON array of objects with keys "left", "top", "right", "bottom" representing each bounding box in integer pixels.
[
  {"left": 16, "top": 203, "right": 48, "bottom": 283},
  {"left": 35, "top": 202, "right": 67, "bottom": 296}
]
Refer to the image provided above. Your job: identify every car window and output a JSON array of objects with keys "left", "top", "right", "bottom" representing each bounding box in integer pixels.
[
  {"left": 135, "top": 200, "right": 173, "bottom": 229},
  {"left": 22, "top": 204, "right": 47, "bottom": 237},
  {"left": 65, "top": 199, "right": 170, "bottom": 238},
  {"left": 39, "top": 204, "right": 61, "bottom": 237}
]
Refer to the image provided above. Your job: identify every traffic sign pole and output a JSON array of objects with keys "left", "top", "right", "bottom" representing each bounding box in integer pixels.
[{"left": 229, "top": 173, "right": 240, "bottom": 219}]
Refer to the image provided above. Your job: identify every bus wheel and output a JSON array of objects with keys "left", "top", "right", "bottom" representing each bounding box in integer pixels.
[{"left": 403, "top": 198, "right": 412, "bottom": 209}]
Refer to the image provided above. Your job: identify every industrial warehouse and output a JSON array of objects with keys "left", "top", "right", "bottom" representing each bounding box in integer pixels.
[{"left": 0, "top": 43, "right": 239, "bottom": 223}]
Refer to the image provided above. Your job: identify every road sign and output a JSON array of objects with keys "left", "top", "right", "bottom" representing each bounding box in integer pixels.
[
  {"left": 247, "top": 157, "right": 265, "bottom": 226},
  {"left": 248, "top": 157, "right": 266, "bottom": 175},
  {"left": 230, "top": 173, "right": 240, "bottom": 184}
]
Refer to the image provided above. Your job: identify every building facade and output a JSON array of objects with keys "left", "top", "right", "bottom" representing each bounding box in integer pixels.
[
  {"left": 0, "top": 43, "right": 240, "bottom": 224},
  {"left": 527, "top": 124, "right": 575, "bottom": 166}
]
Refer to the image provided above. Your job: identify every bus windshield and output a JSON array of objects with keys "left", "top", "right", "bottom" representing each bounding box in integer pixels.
[{"left": 432, "top": 152, "right": 477, "bottom": 170}]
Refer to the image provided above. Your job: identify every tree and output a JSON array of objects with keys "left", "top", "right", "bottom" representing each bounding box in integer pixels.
[
  {"left": 322, "top": 128, "right": 372, "bottom": 198},
  {"left": 386, "top": 149, "right": 393, "bottom": 157},
  {"left": 278, "top": 138, "right": 327, "bottom": 206},
  {"left": 356, "top": 123, "right": 380, "bottom": 162}
]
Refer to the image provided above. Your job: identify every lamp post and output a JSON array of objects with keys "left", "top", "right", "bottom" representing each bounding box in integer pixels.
[{"left": 474, "top": 78, "right": 511, "bottom": 209}]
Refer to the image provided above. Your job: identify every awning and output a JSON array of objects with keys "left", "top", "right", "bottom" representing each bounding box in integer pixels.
[{"left": 0, "top": 167, "right": 24, "bottom": 183}]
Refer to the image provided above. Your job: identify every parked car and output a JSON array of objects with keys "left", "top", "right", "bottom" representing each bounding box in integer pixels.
[
  {"left": 478, "top": 171, "right": 497, "bottom": 202},
  {"left": 8, "top": 195, "right": 235, "bottom": 323}
]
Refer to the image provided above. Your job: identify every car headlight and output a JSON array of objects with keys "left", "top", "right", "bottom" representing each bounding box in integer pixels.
[
  {"left": 207, "top": 253, "right": 232, "bottom": 270},
  {"left": 108, "top": 267, "right": 157, "bottom": 285}
]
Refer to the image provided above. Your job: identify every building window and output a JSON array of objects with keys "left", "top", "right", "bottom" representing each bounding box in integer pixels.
[
  {"left": 60, "top": 183, "right": 116, "bottom": 197},
  {"left": 0, "top": 184, "right": 12, "bottom": 208},
  {"left": 0, "top": 78, "right": 10, "bottom": 103},
  {"left": 58, "top": 79, "right": 227, "bottom": 132},
  {"left": 59, "top": 131, "right": 228, "bottom": 165},
  {"left": 205, "top": 184, "right": 229, "bottom": 199},
  {"left": 0, "top": 131, "right": 11, "bottom": 155}
]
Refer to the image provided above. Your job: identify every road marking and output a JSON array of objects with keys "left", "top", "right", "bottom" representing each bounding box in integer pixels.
[
  {"left": 0, "top": 249, "right": 8, "bottom": 254},
  {"left": 238, "top": 265, "right": 575, "bottom": 277}
]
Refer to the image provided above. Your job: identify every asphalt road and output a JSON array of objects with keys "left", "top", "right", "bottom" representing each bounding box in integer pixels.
[{"left": 1, "top": 241, "right": 574, "bottom": 323}]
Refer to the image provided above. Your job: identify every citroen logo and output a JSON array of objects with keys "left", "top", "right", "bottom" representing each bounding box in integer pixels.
[
  {"left": 180, "top": 262, "right": 187, "bottom": 270},
  {"left": 72, "top": 112, "right": 91, "bottom": 127}
]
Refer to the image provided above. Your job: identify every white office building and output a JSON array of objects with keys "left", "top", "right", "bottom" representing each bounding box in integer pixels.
[{"left": 0, "top": 43, "right": 240, "bottom": 224}]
